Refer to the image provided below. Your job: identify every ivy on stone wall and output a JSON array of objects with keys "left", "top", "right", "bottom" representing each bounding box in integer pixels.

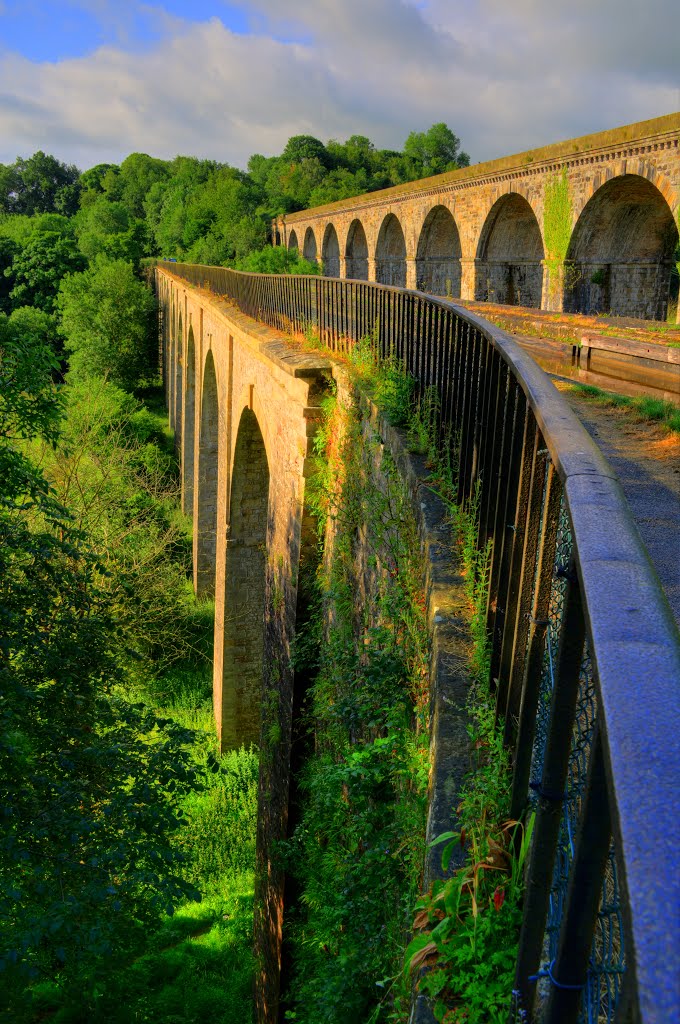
[{"left": 543, "top": 167, "right": 573, "bottom": 299}]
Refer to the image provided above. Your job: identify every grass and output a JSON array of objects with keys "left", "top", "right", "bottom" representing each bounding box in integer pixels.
[{"left": 558, "top": 381, "right": 680, "bottom": 434}]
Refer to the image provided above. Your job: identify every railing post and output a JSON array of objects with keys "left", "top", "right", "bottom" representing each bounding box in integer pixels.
[
  {"left": 514, "top": 559, "right": 586, "bottom": 1015},
  {"left": 543, "top": 726, "right": 612, "bottom": 1024}
]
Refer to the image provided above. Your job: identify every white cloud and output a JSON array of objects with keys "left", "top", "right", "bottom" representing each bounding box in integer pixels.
[{"left": 0, "top": 0, "right": 676, "bottom": 170}]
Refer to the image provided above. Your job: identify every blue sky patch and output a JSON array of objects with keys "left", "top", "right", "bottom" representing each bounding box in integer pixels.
[{"left": 0, "top": 1, "right": 253, "bottom": 63}]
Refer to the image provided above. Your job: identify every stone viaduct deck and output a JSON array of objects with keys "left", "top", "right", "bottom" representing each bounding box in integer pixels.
[{"left": 274, "top": 113, "right": 680, "bottom": 322}]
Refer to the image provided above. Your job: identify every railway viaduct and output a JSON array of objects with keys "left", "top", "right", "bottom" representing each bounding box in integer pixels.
[{"left": 274, "top": 113, "right": 680, "bottom": 321}]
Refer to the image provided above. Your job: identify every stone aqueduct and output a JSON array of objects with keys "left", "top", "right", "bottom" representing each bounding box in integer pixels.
[
  {"left": 154, "top": 114, "right": 680, "bottom": 1023},
  {"left": 274, "top": 113, "right": 680, "bottom": 321}
]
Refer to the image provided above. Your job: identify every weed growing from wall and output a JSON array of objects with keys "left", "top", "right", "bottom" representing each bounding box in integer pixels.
[{"left": 385, "top": 396, "right": 531, "bottom": 1023}]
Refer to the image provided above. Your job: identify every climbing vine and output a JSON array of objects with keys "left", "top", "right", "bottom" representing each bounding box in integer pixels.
[{"left": 543, "top": 167, "right": 574, "bottom": 300}]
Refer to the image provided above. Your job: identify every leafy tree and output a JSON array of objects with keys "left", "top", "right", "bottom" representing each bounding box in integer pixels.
[
  {"left": 403, "top": 123, "right": 470, "bottom": 179},
  {"left": 0, "top": 212, "right": 35, "bottom": 247},
  {"left": 78, "top": 163, "right": 125, "bottom": 212},
  {"left": 3, "top": 306, "right": 59, "bottom": 365},
  {"left": 75, "top": 196, "right": 148, "bottom": 267},
  {"left": 79, "top": 162, "right": 119, "bottom": 195},
  {"left": 235, "top": 245, "right": 320, "bottom": 275},
  {"left": 0, "top": 164, "right": 21, "bottom": 214},
  {"left": 307, "top": 167, "right": 371, "bottom": 208},
  {"left": 8, "top": 216, "right": 85, "bottom": 313},
  {"left": 181, "top": 167, "right": 266, "bottom": 265},
  {"left": 117, "top": 153, "right": 170, "bottom": 219},
  {"left": 0, "top": 151, "right": 81, "bottom": 216},
  {"left": 281, "top": 135, "right": 332, "bottom": 168},
  {"left": 0, "top": 317, "right": 199, "bottom": 1015},
  {"left": 0, "top": 237, "right": 18, "bottom": 313},
  {"left": 264, "top": 156, "right": 328, "bottom": 214},
  {"left": 59, "top": 257, "right": 157, "bottom": 389}
]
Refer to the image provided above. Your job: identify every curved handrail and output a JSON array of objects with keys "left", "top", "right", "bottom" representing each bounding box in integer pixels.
[{"left": 155, "top": 261, "right": 680, "bottom": 1023}]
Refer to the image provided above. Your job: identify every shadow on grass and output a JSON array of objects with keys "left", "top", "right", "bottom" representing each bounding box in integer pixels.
[{"left": 31, "top": 878, "right": 255, "bottom": 1024}]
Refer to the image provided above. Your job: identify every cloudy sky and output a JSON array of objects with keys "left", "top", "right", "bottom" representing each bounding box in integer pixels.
[{"left": 0, "top": 0, "right": 678, "bottom": 171}]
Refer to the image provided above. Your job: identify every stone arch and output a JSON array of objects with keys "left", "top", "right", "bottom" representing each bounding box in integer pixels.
[
  {"left": 375, "top": 213, "right": 407, "bottom": 287},
  {"left": 303, "top": 227, "right": 317, "bottom": 263},
  {"left": 195, "top": 349, "right": 219, "bottom": 598},
  {"left": 322, "top": 224, "right": 340, "bottom": 277},
  {"left": 475, "top": 193, "right": 545, "bottom": 307},
  {"left": 174, "top": 312, "right": 183, "bottom": 444},
  {"left": 288, "top": 228, "right": 299, "bottom": 252},
  {"left": 345, "top": 219, "right": 369, "bottom": 280},
  {"left": 564, "top": 174, "right": 679, "bottom": 320},
  {"left": 182, "top": 325, "right": 196, "bottom": 516},
  {"left": 220, "top": 406, "right": 270, "bottom": 748},
  {"left": 416, "top": 205, "right": 462, "bottom": 297}
]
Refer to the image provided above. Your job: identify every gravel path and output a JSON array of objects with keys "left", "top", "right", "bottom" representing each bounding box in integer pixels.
[{"left": 557, "top": 386, "right": 680, "bottom": 627}]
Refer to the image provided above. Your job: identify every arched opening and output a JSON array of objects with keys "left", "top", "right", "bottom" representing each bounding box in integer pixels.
[
  {"left": 322, "top": 224, "right": 340, "bottom": 277},
  {"left": 345, "top": 219, "right": 369, "bottom": 280},
  {"left": 564, "top": 175, "right": 679, "bottom": 320},
  {"left": 288, "top": 228, "right": 299, "bottom": 253},
  {"left": 220, "top": 407, "right": 270, "bottom": 747},
  {"left": 174, "top": 312, "right": 183, "bottom": 447},
  {"left": 195, "top": 350, "right": 219, "bottom": 599},
  {"left": 375, "top": 213, "right": 406, "bottom": 287},
  {"left": 303, "top": 227, "right": 317, "bottom": 264},
  {"left": 416, "top": 205, "right": 462, "bottom": 296},
  {"left": 168, "top": 299, "right": 176, "bottom": 428},
  {"left": 182, "top": 326, "right": 196, "bottom": 516},
  {"left": 476, "top": 194, "right": 544, "bottom": 307}
]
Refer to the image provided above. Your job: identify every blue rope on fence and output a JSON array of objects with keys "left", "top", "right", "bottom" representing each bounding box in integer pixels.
[{"left": 529, "top": 958, "right": 586, "bottom": 991}]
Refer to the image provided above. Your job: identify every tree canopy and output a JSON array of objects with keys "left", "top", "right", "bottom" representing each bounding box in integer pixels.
[{"left": 59, "top": 257, "right": 157, "bottom": 388}]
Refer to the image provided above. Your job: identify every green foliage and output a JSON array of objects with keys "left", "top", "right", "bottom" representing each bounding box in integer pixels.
[
  {"left": 234, "top": 245, "right": 320, "bottom": 275},
  {"left": 1, "top": 125, "right": 471, "bottom": 284},
  {"left": 75, "top": 197, "right": 148, "bottom": 268},
  {"left": 397, "top": 497, "right": 524, "bottom": 1023},
  {"left": 58, "top": 257, "right": 156, "bottom": 389},
  {"left": 284, "top": 370, "right": 430, "bottom": 1023},
  {"left": 0, "top": 307, "right": 62, "bottom": 452},
  {"left": 0, "top": 236, "right": 19, "bottom": 312},
  {"left": 0, "top": 330, "right": 204, "bottom": 1019},
  {"left": 9, "top": 217, "right": 86, "bottom": 313},
  {"left": 29, "top": 379, "right": 210, "bottom": 679},
  {"left": 402, "top": 124, "right": 470, "bottom": 179},
  {"left": 116, "top": 153, "right": 170, "bottom": 219},
  {"left": 543, "top": 167, "right": 573, "bottom": 297},
  {"left": 147, "top": 163, "right": 266, "bottom": 265},
  {"left": 0, "top": 151, "right": 81, "bottom": 217},
  {"left": 403, "top": 718, "right": 530, "bottom": 1022}
]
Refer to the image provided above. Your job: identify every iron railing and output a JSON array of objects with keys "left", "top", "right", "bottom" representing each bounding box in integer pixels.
[{"left": 155, "top": 262, "right": 680, "bottom": 1024}]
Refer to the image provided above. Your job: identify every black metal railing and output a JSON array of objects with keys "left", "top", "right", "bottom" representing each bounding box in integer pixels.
[{"left": 156, "top": 262, "right": 680, "bottom": 1024}]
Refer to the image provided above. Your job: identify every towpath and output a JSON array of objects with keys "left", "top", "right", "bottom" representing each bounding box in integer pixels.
[{"left": 555, "top": 384, "right": 680, "bottom": 628}]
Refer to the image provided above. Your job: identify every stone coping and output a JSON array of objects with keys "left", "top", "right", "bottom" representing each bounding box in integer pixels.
[{"left": 159, "top": 269, "right": 333, "bottom": 381}]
